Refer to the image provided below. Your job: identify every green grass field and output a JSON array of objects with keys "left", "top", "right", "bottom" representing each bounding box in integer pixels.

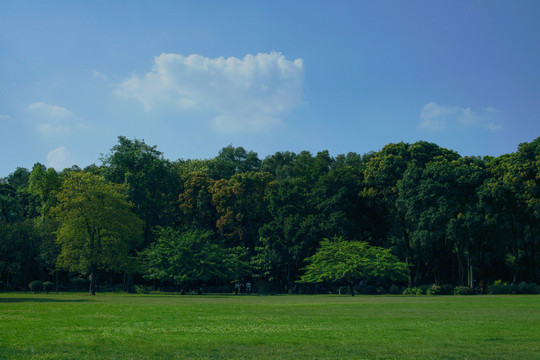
[{"left": 0, "top": 293, "right": 539, "bottom": 359}]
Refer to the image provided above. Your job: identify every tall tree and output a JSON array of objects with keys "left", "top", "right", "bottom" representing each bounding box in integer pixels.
[
  {"left": 177, "top": 172, "right": 217, "bottom": 231},
  {"left": 255, "top": 177, "right": 325, "bottom": 290},
  {"left": 52, "top": 172, "right": 143, "bottom": 295},
  {"left": 0, "top": 219, "right": 40, "bottom": 289},
  {"left": 208, "top": 145, "right": 261, "bottom": 179},
  {"left": 365, "top": 141, "right": 459, "bottom": 285},
  {"left": 210, "top": 171, "right": 274, "bottom": 252},
  {"left": 484, "top": 138, "right": 540, "bottom": 282},
  {"left": 29, "top": 163, "right": 60, "bottom": 218},
  {"left": 102, "top": 136, "right": 179, "bottom": 246}
]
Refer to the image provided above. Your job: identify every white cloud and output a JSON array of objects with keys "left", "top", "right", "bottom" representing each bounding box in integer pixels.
[
  {"left": 419, "top": 102, "right": 502, "bottom": 132},
  {"left": 27, "top": 102, "right": 85, "bottom": 135},
  {"left": 419, "top": 102, "right": 458, "bottom": 131},
  {"left": 28, "top": 102, "right": 74, "bottom": 118},
  {"left": 46, "top": 146, "right": 72, "bottom": 170},
  {"left": 457, "top": 107, "right": 502, "bottom": 131},
  {"left": 91, "top": 69, "right": 108, "bottom": 80},
  {"left": 0, "top": 114, "right": 10, "bottom": 120},
  {"left": 115, "top": 51, "right": 304, "bottom": 133}
]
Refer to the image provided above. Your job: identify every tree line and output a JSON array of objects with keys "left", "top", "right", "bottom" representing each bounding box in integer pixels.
[{"left": 1, "top": 136, "right": 538, "bottom": 294}]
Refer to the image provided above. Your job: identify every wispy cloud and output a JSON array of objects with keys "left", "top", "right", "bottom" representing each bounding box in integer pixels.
[
  {"left": 27, "top": 102, "right": 86, "bottom": 135},
  {"left": 419, "top": 102, "right": 502, "bottom": 132},
  {"left": 91, "top": 69, "right": 108, "bottom": 80},
  {"left": 115, "top": 52, "right": 304, "bottom": 133},
  {"left": 46, "top": 146, "right": 73, "bottom": 170},
  {"left": 0, "top": 114, "right": 10, "bottom": 120},
  {"left": 457, "top": 107, "right": 502, "bottom": 131}
]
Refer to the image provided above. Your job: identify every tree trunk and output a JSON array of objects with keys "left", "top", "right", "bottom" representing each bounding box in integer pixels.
[
  {"left": 403, "top": 229, "right": 412, "bottom": 287},
  {"left": 89, "top": 265, "right": 96, "bottom": 295},
  {"left": 123, "top": 272, "right": 135, "bottom": 293},
  {"left": 467, "top": 256, "right": 474, "bottom": 288},
  {"left": 528, "top": 223, "right": 538, "bottom": 282}
]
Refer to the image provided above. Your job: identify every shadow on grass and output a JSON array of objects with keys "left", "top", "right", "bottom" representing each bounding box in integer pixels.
[{"left": 0, "top": 297, "right": 89, "bottom": 303}]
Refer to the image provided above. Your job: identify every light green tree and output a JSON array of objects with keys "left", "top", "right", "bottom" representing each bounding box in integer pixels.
[
  {"left": 52, "top": 172, "right": 143, "bottom": 295},
  {"left": 300, "top": 237, "right": 407, "bottom": 296}
]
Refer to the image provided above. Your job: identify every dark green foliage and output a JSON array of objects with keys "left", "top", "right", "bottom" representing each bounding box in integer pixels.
[
  {"left": 101, "top": 136, "right": 179, "bottom": 246},
  {"left": 43, "top": 281, "right": 54, "bottom": 293},
  {"left": 1, "top": 137, "right": 539, "bottom": 293},
  {"left": 28, "top": 280, "right": 43, "bottom": 293},
  {"left": 487, "top": 281, "right": 540, "bottom": 294},
  {"left": 208, "top": 145, "right": 261, "bottom": 179}
]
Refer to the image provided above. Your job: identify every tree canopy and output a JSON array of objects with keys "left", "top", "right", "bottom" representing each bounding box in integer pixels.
[
  {"left": 300, "top": 237, "right": 407, "bottom": 295},
  {"left": 1, "top": 136, "right": 539, "bottom": 294},
  {"left": 52, "top": 172, "right": 143, "bottom": 294}
]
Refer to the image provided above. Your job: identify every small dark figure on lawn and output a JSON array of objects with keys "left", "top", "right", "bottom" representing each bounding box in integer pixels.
[
  {"left": 246, "top": 281, "right": 252, "bottom": 294},
  {"left": 234, "top": 282, "right": 241, "bottom": 295}
]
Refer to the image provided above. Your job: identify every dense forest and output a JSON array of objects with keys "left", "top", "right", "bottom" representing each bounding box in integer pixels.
[{"left": 1, "top": 136, "right": 539, "bottom": 294}]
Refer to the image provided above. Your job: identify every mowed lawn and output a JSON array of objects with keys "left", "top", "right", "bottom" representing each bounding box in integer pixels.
[{"left": 0, "top": 293, "right": 539, "bottom": 359}]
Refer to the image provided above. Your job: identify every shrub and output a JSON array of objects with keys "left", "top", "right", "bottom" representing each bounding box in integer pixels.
[
  {"left": 516, "top": 282, "right": 540, "bottom": 294},
  {"left": 488, "top": 280, "right": 515, "bottom": 294},
  {"left": 29, "top": 280, "right": 44, "bottom": 293},
  {"left": 376, "top": 286, "right": 386, "bottom": 295},
  {"left": 43, "top": 281, "right": 55, "bottom": 293},
  {"left": 388, "top": 285, "right": 401, "bottom": 294},
  {"left": 403, "top": 286, "right": 424, "bottom": 295},
  {"left": 490, "top": 282, "right": 540, "bottom": 295},
  {"left": 454, "top": 286, "right": 474, "bottom": 295},
  {"left": 135, "top": 285, "right": 152, "bottom": 294},
  {"left": 439, "top": 284, "right": 455, "bottom": 295},
  {"left": 426, "top": 284, "right": 440, "bottom": 295},
  {"left": 426, "top": 284, "right": 455, "bottom": 295},
  {"left": 402, "top": 287, "right": 415, "bottom": 295}
]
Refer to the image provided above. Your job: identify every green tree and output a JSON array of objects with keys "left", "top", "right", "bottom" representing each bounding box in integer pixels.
[
  {"left": 52, "top": 172, "right": 143, "bottom": 295},
  {"left": 484, "top": 138, "right": 540, "bottom": 282},
  {"left": 210, "top": 171, "right": 274, "bottom": 252},
  {"left": 0, "top": 219, "right": 40, "bottom": 289},
  {"left": 29, "top": 163, "right": 60, "bottom": 218},
  {"left": 255, "top": 177, "right": 325, "bottom": 290},
  {"left": 364, "top": 142, "right": 459, "bottom": 285},
  {"left": 139, "top": 227, "right": 248, "bottom": 292},
  {"left": 35, "top": 216, "right": 60, "bottom": 291},
  {"left": 261, "top": 151, "right": 297, "bottom": 181},
  {"left": 101, "top": 136, "right": 179, "bottom": 246},
  {"left": 208, "top": 145, "right": 261, "bottom": 179},
  {"left": 300, "top": 237, "right": 407, "bottom": 296},
  {"left": 177, "top": 172, "right": 217, "bottom": 231}
]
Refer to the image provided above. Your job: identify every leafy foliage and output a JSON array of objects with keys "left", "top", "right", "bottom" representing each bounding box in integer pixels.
[
  {"left": 140, "top": 227, "right": 248, "bottom": 290},
  {"left": 52, "top": 172, "right": 143, "bottom": 294},
  {"left": 1, "top": 136, "right": 539, "bottom": 293},
  {"left": 29, "top": 280, "right": 43, "bottom": 293},
  {"left": 300, "top": 237, "right": 407, "bottom": 295}
]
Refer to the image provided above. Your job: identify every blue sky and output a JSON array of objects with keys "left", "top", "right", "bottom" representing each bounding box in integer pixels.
[{"left": 1, "top": 1, "right": 539, "bottom": 176}]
